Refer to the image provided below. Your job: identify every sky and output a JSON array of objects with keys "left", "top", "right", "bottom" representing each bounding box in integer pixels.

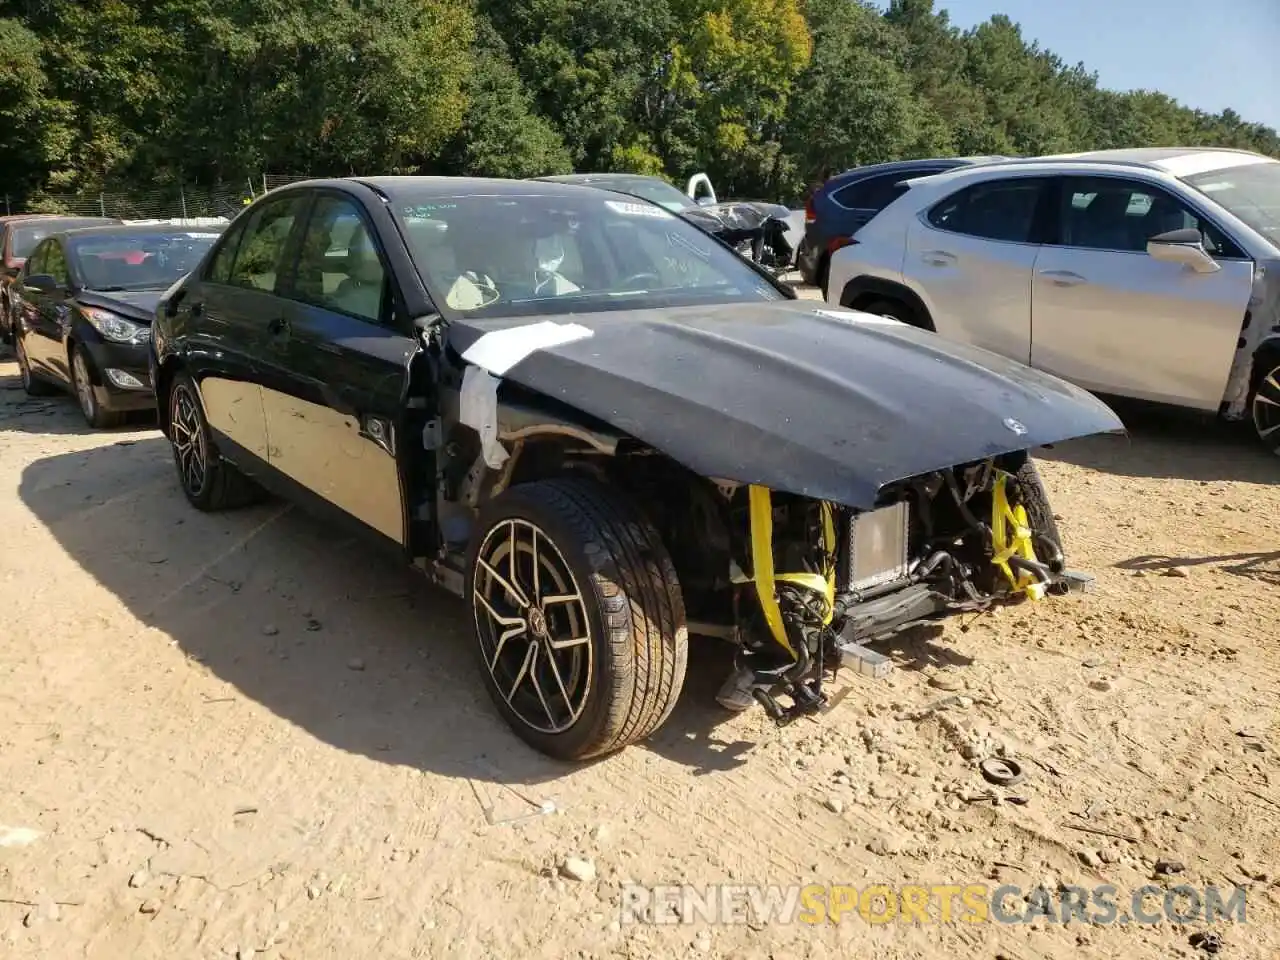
[{"left": 921, "top": 0, "right": 1280, "bottom": 132}]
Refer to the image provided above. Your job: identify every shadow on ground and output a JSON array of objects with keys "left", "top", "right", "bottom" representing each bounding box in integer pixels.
[
  {"left": 1038, "top": 396, "right": 1277, "bottom": 484},
  {"left": 0, "top": 368, "right": 156, "bottom": 436}
]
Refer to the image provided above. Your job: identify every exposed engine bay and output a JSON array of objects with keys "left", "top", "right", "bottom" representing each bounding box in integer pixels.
[{"left": 420, "top": 376, "right": 1085, "bottom": 727}]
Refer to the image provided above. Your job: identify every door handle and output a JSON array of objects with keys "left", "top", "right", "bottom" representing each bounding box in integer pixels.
[
  {"left": 1039, "top": 269, "right": 1087, "bottom": 287},
  {"left": 921, "top": 250, "right": 956, "bottom": 266}
]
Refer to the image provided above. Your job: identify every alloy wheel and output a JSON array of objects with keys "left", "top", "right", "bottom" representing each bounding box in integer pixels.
[
  {"left": 1252, "top": 365, "right": 1280, "bottom": 452},
  {"left": 170, "top": 383, "right": 209, "bottom": 496},
  {"left": 471, "top": 518, "right": 593, "bottom": 735},
  {"left": 72, "top": 349, "right": 95, "bottom": 420}
]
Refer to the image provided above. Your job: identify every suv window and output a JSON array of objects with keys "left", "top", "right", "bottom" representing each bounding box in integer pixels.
[
  {"left": 291, "top": 195, "right": 390, "bottom": 324},
  {"left": 1057, "top": 176, "right": 1243, "bottom": 256},
  {"left": 927, "top": 178, "right": 1047, "bottom": 244},
  {"left": 227, "top": 195, "right": 307, "bottom": 293},
  {"left": 832, "top": 172, "right": 913, "bottom": 211}
]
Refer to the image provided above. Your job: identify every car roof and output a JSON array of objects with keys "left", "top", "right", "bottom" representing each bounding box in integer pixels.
[
  {"left": 0, "top": 213, "right": 61, "bottom": 224},
  {"left": 278, "top": 175, "right": 617, "bottom": 201},
  {"left": 534, "top": 173, "right": 662, "bottom": 184},
  {"left": 823, "top": 156, "right": 1008, "bottom": 189},
  {"left": 56, "top": 223, "right": 223, "bottom": 241},
  {"left": 966, "top": 147, "right": 1276, "bottom": 178}
]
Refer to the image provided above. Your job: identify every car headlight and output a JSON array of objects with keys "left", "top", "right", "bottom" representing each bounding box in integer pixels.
[{"left": 81, "top": 307, "right": 151, "bottom": 345}]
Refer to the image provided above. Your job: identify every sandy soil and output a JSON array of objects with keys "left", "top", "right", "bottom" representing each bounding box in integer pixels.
[{"left": 1, "top": 335, "right": 1277, "bottom": 959}]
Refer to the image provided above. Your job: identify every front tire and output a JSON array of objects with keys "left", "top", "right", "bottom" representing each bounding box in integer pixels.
[
  {"left": 466, "top": 477, "right": 689, "bottom": 760},
  {"left": 1250, "top": 361, "right": 1280, "bottom": 455},
  {"left": 1010, "top": 456, "right": 1065, "bottom": 573},
  {"left": 71, "top": 344, "right": 125, "bottom": 429},
  {"left": 167, "top": 371, "right": 263, "bottom": 511}
]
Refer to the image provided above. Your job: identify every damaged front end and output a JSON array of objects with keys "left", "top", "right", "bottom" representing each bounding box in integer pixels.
[
  {"left": 681, "top": 203, "right": 794, "bottom": 276},
  {"left": 699, "top": 456, "right": 1088, "bottom": 726}
]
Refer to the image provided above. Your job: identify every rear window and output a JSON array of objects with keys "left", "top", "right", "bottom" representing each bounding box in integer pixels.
[{"left": 831, "top": 173, "right": 914, "bottom": 211}]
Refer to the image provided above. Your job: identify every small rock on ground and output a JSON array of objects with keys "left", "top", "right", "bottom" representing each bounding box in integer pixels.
[{"left": 559, "top": 856, "right": 597, "bottom": 882}]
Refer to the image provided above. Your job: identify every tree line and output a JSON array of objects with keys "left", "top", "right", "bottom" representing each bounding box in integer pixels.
[{"left": 2, "top": 0, "right": 1277, "bottom": 207}]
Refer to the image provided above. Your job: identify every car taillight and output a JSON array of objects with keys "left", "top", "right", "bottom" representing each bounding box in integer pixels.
[
  {"left": 828, "top": 236, "right": 857, "bottom": 253},
  {"left": 804, "top": 196, "right": 816, "bottom": 224}
]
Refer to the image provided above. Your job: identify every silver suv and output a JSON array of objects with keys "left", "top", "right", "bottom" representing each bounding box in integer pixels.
[{"left": 824, "top": 148, "right": 1280, "bottom": 452}]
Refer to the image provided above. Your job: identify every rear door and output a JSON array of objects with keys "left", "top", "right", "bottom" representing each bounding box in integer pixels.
[
  {"left": 261, "top": 190, "right": 416, "bottom": 546},
  {"left": 1029, "top": 175, "right": 1254, "bottom": 409},
  {"left": 183, "top": 192, "right": 309, "bottom": 464},
  {"left": 904, "top": 176, "right": 1052, "bottom": 360}
]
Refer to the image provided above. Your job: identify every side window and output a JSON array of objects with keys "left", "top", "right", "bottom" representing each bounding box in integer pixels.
[
  {"left": 290, "top": 194, "right": 389, "bottom": 324},
  {"left": 205, "top": 220, "right": 246, "bottom": 284},
  {"left": 44, "top": 242, "right": 70, "bottom": 285},
  {"left": 227, "top": 195, "right": 307, "bottom": 293},
  {"left": 1057, "top": 176, "right": 1243, "bottom": 256},
  {"left": 24, "top": 241, "right": 48, "bottom": 277},
  {"left": 927, "top": 178, "right": 1046, "bottom": 244}
]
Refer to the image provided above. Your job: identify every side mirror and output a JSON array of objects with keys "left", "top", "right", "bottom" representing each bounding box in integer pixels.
[
  {"left": 1147, "top": 228, "right": 1220, "bottom": 274},
  {"left": 23, "top": 273, "right": 61, "bottom": 294}
]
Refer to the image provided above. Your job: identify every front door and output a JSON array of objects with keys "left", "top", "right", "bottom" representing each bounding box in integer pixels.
[
  {"left": 1030, "top": 176, "right": 1254, "bottom": 410},
  {"left": 260, "top": 191, "right": 415, "bottom": 545},
  {"left": 20, "top": 239, "right": 73, "bottom": 380}
]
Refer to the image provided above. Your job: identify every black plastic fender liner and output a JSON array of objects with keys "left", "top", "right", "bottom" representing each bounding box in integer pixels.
[{"left": 837, "top": 276, "right": 934, "bottom": 330}]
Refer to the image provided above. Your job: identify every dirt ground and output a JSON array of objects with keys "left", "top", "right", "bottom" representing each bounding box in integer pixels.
[{"left": 1, "top": 325, "right": 1277, "bottom": 959}]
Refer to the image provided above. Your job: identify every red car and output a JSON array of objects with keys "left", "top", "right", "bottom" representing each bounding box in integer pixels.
[{"left": 1, "top": 214, "right": 119, "bottom": 343}]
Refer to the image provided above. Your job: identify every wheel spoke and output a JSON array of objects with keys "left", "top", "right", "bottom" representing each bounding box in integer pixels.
[
  {"left": 506, "top": 522, "right": 530, "bottom": 606},
  {"left": 526, "top": 647, "right": 558, "bottom": 727},
  {"left": 547, "top": 633, "right": 590, "bottom": 651},
  {"left": 477, "top": 556, "right": 529, "bottom": 609},
  {"left": 505, "top": 642, "right": 536, "bottom": 704},
  {"left": 540, "top": 591, "right": 583, "bottom": 607},
  {"left": 530, "top": 526, "right": 541, "bottom": 604},
  {"left": 541, "top": 640, "right": 576, "bottom": 714}
]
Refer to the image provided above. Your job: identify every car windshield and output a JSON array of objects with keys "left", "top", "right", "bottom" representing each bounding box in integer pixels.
[
  {"left": 69, "top": 231, "right": 221, "bottom": 291},
  {"left": 393, "top": 190, "right": 784, "bottom": 318},
  {"left": 13, "top": 218, "right": 114, "bottom": 258},
  {"left": 603, "top": 178, "right": 697, "bottom": 212},
  {"left": 1184, "top": 161, "right": 1280, "bottom": 244}
]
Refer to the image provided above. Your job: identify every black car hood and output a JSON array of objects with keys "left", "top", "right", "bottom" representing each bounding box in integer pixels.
[
  {"left": 447, "top": 301, "right": 1124, "bottom": 509},
  {"left": 77, "top": 289, "right": 163, "bottom": 323}
]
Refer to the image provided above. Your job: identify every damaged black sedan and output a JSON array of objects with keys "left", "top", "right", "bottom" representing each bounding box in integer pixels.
[
  {"left": 150, "top": 177, "right": 1124, "bottom": 760},
  {"left": 534, "top": 172, "right": 796, "bottom": 275}
]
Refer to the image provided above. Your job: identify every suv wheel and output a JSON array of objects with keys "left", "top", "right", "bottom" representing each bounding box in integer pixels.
[
  {"left": 1251, "top": 361, "right": 1280, "bottom": 454},
  {"left": 858, "top": 298, "right": 914, "bottom": 325},
  {"left": 466, "top": 477, "right": 689, "bottom": 760}
]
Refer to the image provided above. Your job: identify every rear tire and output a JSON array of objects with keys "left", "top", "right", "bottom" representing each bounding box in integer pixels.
[
  {"left": 167, "top": 371, "right": 264, "bottom": 511},
  {"left": 1249, "top": 360, "right": 1280, "bottom": 455},
  {"left": 466, "top": 477, "right": 689, "bottom": 760}
]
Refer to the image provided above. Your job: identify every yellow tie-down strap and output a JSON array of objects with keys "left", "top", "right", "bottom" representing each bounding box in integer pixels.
[
  {"left": 990, "top": 470, "right": 1047, "bottom": 601},
  {"left": 748, "top": 485, "right": 837, "bottom": 660}
]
